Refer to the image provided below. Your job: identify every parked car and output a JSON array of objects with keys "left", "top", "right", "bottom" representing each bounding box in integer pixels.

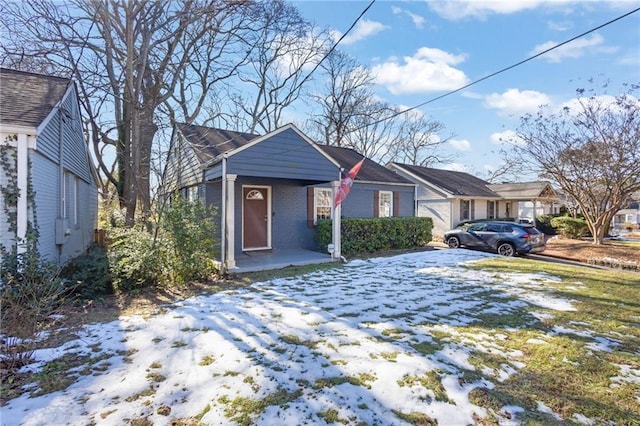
[{"left": 444, "top": 221, "right": 545, "bottom": 256}]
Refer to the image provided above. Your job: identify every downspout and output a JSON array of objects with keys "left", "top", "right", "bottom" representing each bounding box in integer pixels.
[
  {"left": 220, "top": 155, "right": 227, "bottom": 273},
  {"left": 57, "top": 108, "right": 65, "bottom": 262}
]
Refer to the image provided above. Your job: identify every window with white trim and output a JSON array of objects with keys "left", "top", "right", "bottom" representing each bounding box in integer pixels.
[
  {"left": 314, "top": 188, "right": 332, "bottom": 224},
  {"left": 487, "top": 200, "right": 496, "bottom": 219},
  {"left": 379, "top": 190, "right": 393, "bottom": 218},
  {"left": 460, "top": 199, "right": 472, "bottom": 221}
]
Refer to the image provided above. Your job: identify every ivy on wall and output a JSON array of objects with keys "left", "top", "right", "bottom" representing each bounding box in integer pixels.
[{"left": 0, "top": 134, "right": 39, "bottom": 256}]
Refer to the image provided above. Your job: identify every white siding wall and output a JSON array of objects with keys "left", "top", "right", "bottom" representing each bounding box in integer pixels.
[{"left": 418, "top": 199, "right": 451, "bottom": 237}]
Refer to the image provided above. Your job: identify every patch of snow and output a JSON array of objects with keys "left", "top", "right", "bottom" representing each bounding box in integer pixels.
[
  {"left": 573, "top": 412, "right": 596, "bottom": 425},
  {"left": 537, "top": 401, "right": 563, "bottom": 420}
]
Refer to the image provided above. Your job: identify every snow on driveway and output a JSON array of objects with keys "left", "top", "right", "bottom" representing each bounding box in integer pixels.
[{"left": 2, "top": 249, "right": 578, "bottom": 425}]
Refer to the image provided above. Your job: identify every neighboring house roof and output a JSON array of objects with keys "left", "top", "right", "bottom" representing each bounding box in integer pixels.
[
  {"left": 176, "top": 123, "right": 259, "bottom": 164},
  {"left": 389, "top": 163, "right": 499, "bottom": 197},
  {"left": 488, "top": 181, "right": 558, "bottom": 200},
  {"left": 0, "top": 68, "right": 71, "bottom": 128},
  {"left": 319, "top": 146, "right": 413, "bottom": 185}
]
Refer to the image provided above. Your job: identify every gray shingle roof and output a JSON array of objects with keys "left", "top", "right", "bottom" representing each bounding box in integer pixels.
[
  {"left": 319, "top": 146, "right": 412, "bottom": 184},
  {"left": 0, "top": 68, "right": 71, "bottom": 128},
  {"left": 390, "top": 162, "right": 499, "bottom": 197},
  {"left": 488, "top": 181, "right": 558, "bottom": 199},
  {"left": 176, "top": 123, "right": 259, "bottom": 164}
]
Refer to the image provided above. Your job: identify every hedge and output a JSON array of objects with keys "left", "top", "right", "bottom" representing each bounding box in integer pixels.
[{"left": 315, "top": 217, "right": 433, "bottom": 257}]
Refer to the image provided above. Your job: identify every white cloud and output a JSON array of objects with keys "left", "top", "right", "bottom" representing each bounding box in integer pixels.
[
  {"left": 490, "top": 130, "right": 525, "bottom": 146},
  {"left": 484, "top": 89, "right": 551, "bottom": 116},
  {"left": 449, "top": 138, "right": 471, "bottom": 151},
  {"left": 530, "top": 34, "right": 617, "bottom": 63},
  {"left": 392, "top": 6, "right": 426, "bottom": 29},
  {"left": 372, "top": 47, "right": 469, "bottom": 94},
  {"left": 428, "top": 0, "right": 546, "bottom": 20},
  {"left": 333, "top": 19, "right": 389, "bottom": 45},
  {"left": 547, "top": 20, "right": 572, "bottom": 31}
]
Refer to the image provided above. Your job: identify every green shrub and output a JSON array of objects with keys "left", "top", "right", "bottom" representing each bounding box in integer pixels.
[
  {"left": 107, "top": 226, "right": 160, "bottom": 293},
  {"left": 315, "top": 217, "right": 432, "bottom": 257},
  {"left": 60, "top": 245, "right": 112, "bottom": 299},
  {"left": 161, "top": 196, "right": 218, "bottom": 285},
  {"left": 550, "top": 216, "right": 588, "bottom": 239},
  {"left": 535, "top": 214, "right": 560, "bottom": 235}
]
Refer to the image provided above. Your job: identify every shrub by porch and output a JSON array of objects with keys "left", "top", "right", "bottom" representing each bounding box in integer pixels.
[{"left": 315, "top": 217, "right": 433, "bottom": 256}]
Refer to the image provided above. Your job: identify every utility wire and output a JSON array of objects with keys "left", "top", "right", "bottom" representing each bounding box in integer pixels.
[
  {"left": 367, "top": 6, "right": 640, "bottom": 128},
  {"left": 291, "top": 0, "right": 376, "bottom": 95}
]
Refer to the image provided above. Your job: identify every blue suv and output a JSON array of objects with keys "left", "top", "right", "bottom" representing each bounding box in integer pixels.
[{"left": 444, "top": 221, "right": 546, "bottom": 256}]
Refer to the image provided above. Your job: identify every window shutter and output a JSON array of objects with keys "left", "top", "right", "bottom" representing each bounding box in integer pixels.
[
  {"left": 393, "top": 192, "right": 399, "bottom": 217},
  {"left": 373, "top": 190, "right": 380, "bottom": 218},
  {"left": 471, "top": 200, "right": 475, "bottom": 220},
  {"left": 460, "top": 200, "right": 464, "bottom": 220},
  {"left": 307, "top": 187, "right": 314, "bottom": 228}
]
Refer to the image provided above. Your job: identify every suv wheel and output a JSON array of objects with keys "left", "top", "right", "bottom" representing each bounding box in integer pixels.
[
  {"left": 447, "top": 236, "right": 461, "bottom": 249},
  {"left": 497, "top": 242, "right": 515, "bottom": 257}
]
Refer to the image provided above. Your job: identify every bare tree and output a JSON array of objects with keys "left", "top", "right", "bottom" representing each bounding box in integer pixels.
[
  {"left": 345, "top": 100, "right": 401, "bottom": 161},
  {"left": 227, "top": 0, "right": 331, "bottom": 134},
  {"left": 309, "top": 50, "right": 376, "bottom": 146},
  {"left": 1, "top": 0, "right": 252, "bottom": 225},
  {"left": 511, "top": 82, "right": 640, "bottom": 244},
  {"left": 389, "top": 112, "right": 454, "bottom": 167}
]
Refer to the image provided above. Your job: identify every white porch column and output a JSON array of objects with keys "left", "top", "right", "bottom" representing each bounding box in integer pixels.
[
  {"left": 225, "top": 174, "right": 237, "bottom": 269},
  {"left": 331, "top": 180, "right": 341, "bottom": 260},
  {"left": 16, "top": 134, "right": 29, "bottom": 252}
]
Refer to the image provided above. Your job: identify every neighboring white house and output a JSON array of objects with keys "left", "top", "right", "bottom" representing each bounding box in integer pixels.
[
  {"left": 387, "top": 163, "right": 502, "bottom": 237},
  {"left": 488, "top": 181, "right": 561, "bottom": 220},
  {"left": 387, "top": 163, "right": 560, "bottom": 237},
  {"left": 0, "top": 68, "right": 98, "bottom": 264}
]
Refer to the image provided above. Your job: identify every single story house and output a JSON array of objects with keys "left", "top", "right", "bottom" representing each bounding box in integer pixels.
[
  {"left": 387, "top": 163, "right": 559, "bottom": 237},
  {"left": 488, "top": 181, "right": 561, "bottom": 220},
  {"left": 0, "top": 68, "right": 98, "bottom": 264},
  {"left": 387, "top": 163, "right": 501, "bottom": 236},
  {"left": 163, "top": 123, "right": 415, "bottom": 273}
]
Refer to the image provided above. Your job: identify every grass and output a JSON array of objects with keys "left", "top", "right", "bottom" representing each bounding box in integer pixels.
[{"left": 462, "top": 257, "right": 640, "bottom": 424}]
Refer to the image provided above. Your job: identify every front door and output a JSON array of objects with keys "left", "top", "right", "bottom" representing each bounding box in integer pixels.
[{"left": 243, "top": 186, "right": 270, "bottom": 250}]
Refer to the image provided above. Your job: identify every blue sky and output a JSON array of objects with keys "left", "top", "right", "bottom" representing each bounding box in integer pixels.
[{"left": 293, "top": 0, "right": 640, "bottom": 178}]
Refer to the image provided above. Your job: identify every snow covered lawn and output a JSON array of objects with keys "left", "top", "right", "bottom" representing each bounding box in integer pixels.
[{"left": 2, "top": 249, "right": 639, "bottom": 425}]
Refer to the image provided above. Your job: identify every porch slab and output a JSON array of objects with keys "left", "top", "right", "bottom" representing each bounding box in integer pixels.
[{"left": 229, "top": 249, "right": 335, "bottom": 274}]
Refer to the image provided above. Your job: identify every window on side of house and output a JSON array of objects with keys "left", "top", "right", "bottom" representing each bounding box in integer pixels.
[
  {"left": 378, "top": 190, "right": 393, "bottom": 217},
  {"left": 460, "top": 199, "right": 473, "bottom": 221},
  {"left": 487, "top": 200, "right": 496, "bottom": 219},
  {"left": 314, "top": 188, "right": 332, "bottom": 224}
]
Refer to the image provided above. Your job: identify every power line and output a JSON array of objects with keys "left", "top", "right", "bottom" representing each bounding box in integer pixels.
[
  {"left": 292, "top": 0, "right": 376, "bottom": 95},
  {"left": 367, "top": 6, "right": 640, "bottom": 128}
]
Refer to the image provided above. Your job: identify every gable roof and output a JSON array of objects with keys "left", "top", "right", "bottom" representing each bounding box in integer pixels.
[
  {"left": 319, "top": 146, "right": 413, "bottom": 185},
  {"left": 0, "top": 68, "right": 72, "bottom": 128},
  {"left": 176, "top": 123, "right": 259, "bottom": 164},
  {"left": 390, "top": 163, "right": 499, "bottom": 197},
  {"left": 488, "top": 181, "right": 558, "bottom": 200}
]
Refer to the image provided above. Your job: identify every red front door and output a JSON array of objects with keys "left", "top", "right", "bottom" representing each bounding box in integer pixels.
[{"left": 243, "top": 187, "right": 269, "bottom": 249}]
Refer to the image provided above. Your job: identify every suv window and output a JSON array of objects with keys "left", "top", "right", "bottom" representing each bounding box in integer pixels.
[{"left": 468, "top": 223, "right": 486, "bottom": 232}]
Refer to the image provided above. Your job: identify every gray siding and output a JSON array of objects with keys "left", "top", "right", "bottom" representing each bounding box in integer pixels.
[
  {"left": 31, "top": 152, "right": 59, "bottom": 262},
  {"left": 205, "top": 181, "right": 223, "bottom": 251},
  {"left": 226, "top": 128, "right": 337, "bottom": 182},
  {"left": 36, "top": 87, "right": 93, "bottom": 185},
  {"left": 165, "top": 132, "right": 203, "bottom": 192}
]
